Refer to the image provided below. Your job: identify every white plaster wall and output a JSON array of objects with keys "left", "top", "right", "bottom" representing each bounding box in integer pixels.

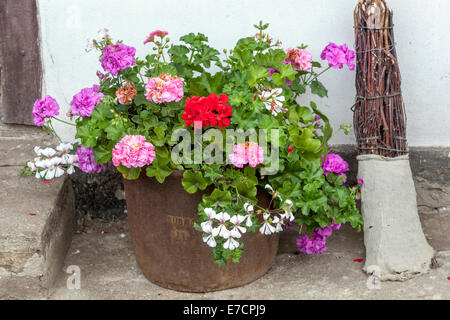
[{"left": 37, "top": 0, "right": 450, "bottom": 146}]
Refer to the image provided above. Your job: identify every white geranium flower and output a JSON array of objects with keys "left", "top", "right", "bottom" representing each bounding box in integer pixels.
[
  {"left": 34, "top": 146, "right": 43, "bottom": 156},
  {"left": 201, "top": 208, "right": 217, "bottom": 230},
  {"left": 37, "top": 159, "right": 52, "bottom": 179},
  {"left": 230, "top": 215, "right": 246, "bottom": 238},
  {"left": 60, "top": 154, "right": 76, "bottom": 165},
  {"left": 243, "top": 203, "right": 254, "bottom": 227},
  {"left": 213, "top": 212, "right": 231, "bottom": 238},
  {"left": 272, "top": 216, "right": 284, "bottom": 233},
  {"left": 280, "top": 199, "right": 295, "bottom": 221},
  {"left": 56, "top": 143, "right": 73, "bottom": 153},
  {"left": 86, "top": 28, "right": 109, "bottom": 52},
  {"left": 244, "top": 202, "right": 254, "bottom": 213},
  {"left": 244, "top": 215, "right": 253, "bottom": 227},
  {"left": 259, "top": 213, "right": 276, "bottom": 235},
  {"left": 40, "top": 147, "right": 56, "bottom": 158},
  {"left": 284, "top": 199, "right": 293, "bottom": 209},
  {"left": 27, "top": 162, "right": 37, "bottom": 172},
  {"left": 66, "top": 165, "right": 76, "bottom": 175},
  {"left": 85, "top": 38, "right": 96, "bottom": 52},
  {"left": 258, "top": 88, "right": 287, "bottom": 116},
  {"left": 202, "top": 223, "right": 219, "bottom": 248},
  {"left": 265, "top": 184, "right": 275, "bottom": 194},
  {"left": 264, "top": 184, "right": 282, "bottom": 200},
  {"left": 97, "top": 28, "right": 109, "bottom": 39},
  {"left": 38, "top": 158, "right": 64, "bottom": 180},
  {"left": 280, "top": 210, "right": 295, "bottom": 222},
  {"left": 223, "top": 234, "right": 240, "bottom": 250}
]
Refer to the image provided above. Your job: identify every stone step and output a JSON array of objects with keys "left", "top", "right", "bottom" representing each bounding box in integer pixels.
[{"left": 0, "top": 124, "right": 75, "bottom": 291}]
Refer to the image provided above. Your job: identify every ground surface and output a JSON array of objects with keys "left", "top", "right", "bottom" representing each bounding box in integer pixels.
[{"left": 39, "top": 211, "right": 449, "bottom": 300}]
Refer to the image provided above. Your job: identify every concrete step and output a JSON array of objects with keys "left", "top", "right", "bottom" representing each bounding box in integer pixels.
[
  {"left": 45, "top": 218, "right": 450, "bottom": 300},
  {"left": 0, "top": 123, "right": 75, "bottom": 293}
]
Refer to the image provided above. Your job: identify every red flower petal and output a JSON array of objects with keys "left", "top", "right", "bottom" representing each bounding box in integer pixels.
[
  {"left": 28, "top": 213, "right": 38, "bottom": 216},
  {"left": 447, "top": 277, "right": 450, "bottom": 280},
  {"left": 288, "top": 145, "right": 295, "bottom": 154},
  {"left": 43, "top": 180, "right": 53, "bottom": 184},
  {"left": 353, "top": 258, "right": 363, "bottom": 262}
]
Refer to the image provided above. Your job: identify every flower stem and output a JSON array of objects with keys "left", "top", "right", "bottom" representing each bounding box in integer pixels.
[
  {"left": 47, "top": 120, "right": 62, "bottom": 143},
  {"left": 52, "top": 117, "right": 76, "bottom": 126},
  {"left": 305, "top": 66, "right": 331, "bottom": 85}
]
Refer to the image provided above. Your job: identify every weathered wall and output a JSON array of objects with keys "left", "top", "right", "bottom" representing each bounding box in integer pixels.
[{"left": 37, "top": 0, "right": 450, "bottom": 146}]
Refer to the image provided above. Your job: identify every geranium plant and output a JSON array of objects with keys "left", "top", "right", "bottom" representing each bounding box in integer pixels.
[{"left": 23, "top": 22, "right": 363, "bottom": 266}]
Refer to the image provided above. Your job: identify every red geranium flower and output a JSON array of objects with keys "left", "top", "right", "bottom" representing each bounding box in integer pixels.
[{"left": 182, "top": 93, "right": 232, "bottom": 130}]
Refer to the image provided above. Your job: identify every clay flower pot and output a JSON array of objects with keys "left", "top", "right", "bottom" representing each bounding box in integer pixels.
[{"left": 123, "top": 170, "right": 279, "bottom": 292}]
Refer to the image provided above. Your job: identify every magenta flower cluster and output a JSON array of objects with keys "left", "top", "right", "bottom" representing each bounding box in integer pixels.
[
  {"left": 32, "top": 95, "right": 60, "bottom": 127},
  {"left": 70, "top": 84, "right": 104, "bottom": 118},
  {"left": 320, "top": 43, "right": 355, "bottom": 70},
  {"left": 100, "top": 42, "right": 136, "bottom": 76},
  {"left": 322, "top": 153, "right": 349, "bottom": 183},
  {"left": 76, "top": 146, "right": 107, "bottom": 174},
  {"left": 296, "top": 218, "right": 342, "bottom": 255}
]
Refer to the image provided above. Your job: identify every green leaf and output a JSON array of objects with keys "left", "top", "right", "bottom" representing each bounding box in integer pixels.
[
  {"left": 248, "top": 65, "right": 270, "bottom": 87},
  {"left": 168, "top": 45, "right": 190, "bottom": 64},
  {"left": 117, "top": 165, "right": 141, "bottom": 180},
  {"left": 291, "top": 127, "right": 321, "bottom": 153},
  {"left": 146, "top": 164, "right": 171, "bottom": 183},
  {"left": 134, "top": 94, "right": 149, "bottom": 106},
  {"left": 203, "top": 188, "right": 232, "bottom": 206},
  {"left": 182, "top": 170, "right": 208, "bottom": 194},
  {"left": 310, "top": 80, "right": 328, "bottom": 98},
  {"left": 93, "top": 144, "right": 113, "bottom": 164},
  {"left": 75, "top": 125, "right": 101, "bottom": 147},
  {"left": 279, "top": 64, "right": 296, "bottom": 81}
]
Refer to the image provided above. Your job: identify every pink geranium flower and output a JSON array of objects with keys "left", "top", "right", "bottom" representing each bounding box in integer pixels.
[
  {"left": 229, "top": 142, "right": 264, "bottom": 168},
  {"left": 144, "top": 30, "right": 168, "bottom": 45},
  {"left": 283, "top": 48, "right": 313, "bottom": 71},
  {"left": 112, "top": 135, "right": 156, "bottom": 168},
  {"left": 145, "top": 73, "right": 184, "bottom": 104}
]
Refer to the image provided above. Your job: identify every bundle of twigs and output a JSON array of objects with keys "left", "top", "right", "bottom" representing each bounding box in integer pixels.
[{"left": 353, "top": 0, "right": 408, "bottom": 157}]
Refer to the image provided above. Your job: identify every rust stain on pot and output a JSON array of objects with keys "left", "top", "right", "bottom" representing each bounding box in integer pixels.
[{"left": 123, "top": 170, "right": 279, "bottom": 292}]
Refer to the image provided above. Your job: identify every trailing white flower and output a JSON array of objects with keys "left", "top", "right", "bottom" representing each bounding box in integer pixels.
[
  {"left": 26, "top": 143, "right": 78, "bottom": 179},
  {"left": 213, "top": 212, "right": 231, "bottom": 238},
  {"left": 265, "top": 184, "right": 275, "bottom": 194},
  {"left": 230, "top": 215, "right": 247, "bottom": 238},
  {"left": 243, "top": 202, "right": 254, "bottom": 227},
  {"left": 66, "top": 165, "right": 76, "bottom": 175},
  {"left": 201, "top": 208, "right": 217, "bottom": 229},
  {"left": 223, "top": 233, "right": 240, "bottom": 250},
  {"left": 56, "top": 143, "right": 73, "bottom": 153},
  {"left": 272, "top": 216, "right": 284, "bottom": 233},
  {"left": 202, "top": 223, "right": 219, "bottom": 248},
  {"left": 244, "top": 202, "right": 254, "bottom": 213},
  {"left": 259, "top": 213, "right": 276, "bottom": 235}
]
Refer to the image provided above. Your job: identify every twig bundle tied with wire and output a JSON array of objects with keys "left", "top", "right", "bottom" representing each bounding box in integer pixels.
[{"left": 353, "top": 0, "right": 408, "bottom": 157}]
